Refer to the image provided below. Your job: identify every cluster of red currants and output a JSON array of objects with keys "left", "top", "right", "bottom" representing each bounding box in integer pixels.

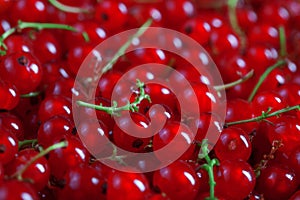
[{"left": 0, "top": 0, "right": 300, "bottom": 200}]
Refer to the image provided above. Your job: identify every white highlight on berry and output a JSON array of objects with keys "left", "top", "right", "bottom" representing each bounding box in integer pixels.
[
  {"left": 184, "top": 172, "right": 196, "bottom": 185},
  {"left": 134, "top": 179, "right": 146, "bottom": 192}
]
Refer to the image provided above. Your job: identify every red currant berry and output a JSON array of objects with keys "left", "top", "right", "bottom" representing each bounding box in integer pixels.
[
  {"left": 57, "top": 164, "right": 106, "bottom": 200},
  {"left": 48, "top": 136, "right": 90, "bottom": 179},
  {"left": 0, "top": 129, "right": 18, "bottom": 165},
  {"left": 0, "top": 51, "right": 42, "bottom": 94},
  {"left": 37, "top": 116, "right": 74, "bottom": 148},
  {"left": 215, "top": 160, "right": 256, "bottom": 200},
  {"left": 107, "top": 169, "right": 151, "bottom": 200},
  {"left": 214, "top": 127, "right": 252, "bottom": 161},
  {"left": 0, "top": 112, "right": 24, "bottom": 141},
  {"left": 38, "top": 95, "right": 72, "bottom": 123},
  {"left": 5, "top": 148, "right": 50, "bottom": 191},
  {"left": 0, "top": 180, "right": 38, "bottom": 200},
  {"left": 153, "top": 160, "right": 199, "bottom": 200},
  {"left": 0, "top": 80, "right": 20, "bottom": 110},
  {"left": 255, "top": 164, "right": 299, "bottom": 200}
]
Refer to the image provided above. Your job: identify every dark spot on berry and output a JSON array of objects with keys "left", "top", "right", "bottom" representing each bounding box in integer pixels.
[
  {"left": 101, "top": 13, "right": 109, "bottom": 21},
  {"left": 0, "top": 144, "right": 6, "bottom": 153},
  {"left": 132, "top": 139, "right": 143, "bottom": 149},
  {"left": 72, "top": 127, "right": 77, "bottom": 135},
  {"left": 184, "top": 26, "right": 192, "bottom": 34},
  {"left": 17, "top": 56, "right": 28, "bottom": 66},
  {"left": 102, "top": 182, "right": 107, "bottom": 194}
]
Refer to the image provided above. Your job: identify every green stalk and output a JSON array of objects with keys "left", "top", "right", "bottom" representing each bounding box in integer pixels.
[
  {"left": 227, "top": 0, "right": 246, "bottom": 50},
  {"left": 198, "top": 139, "right": 219, "bottom": 200},
  {"left": 279, "top": 26, "right": 287, "bottom": 57},
  {"left": 226, "top": 105, "right": 300, "bottom": 126},
  {"left": 20, "top": 91, "right": 41, "bottom": 98},
  {"left": 18, "top": 139, "right": 38, "bottom": 150},
  {"left": 77, "top": 80, "right": 151, "bottom": 116},
  {"left": 247, "top": 26, "right": 287, "bottom": 102},
  {"left": 247, "top": 59, "right": 286, "bottom": 102},
  {"left": 48, "top": 0, "right": 90, "bottom": 13},
  {"left": 0, "top": 21, "right": 78, "bottom": 55},
  {"left": 101, "top": 19, "right": 153, "bottom": 74},
  {"left": 214, "top": 69, "right": 254, "bottom": 91},
  {"left": 13, "top": 141, "right": 68, "bottom": 181}
]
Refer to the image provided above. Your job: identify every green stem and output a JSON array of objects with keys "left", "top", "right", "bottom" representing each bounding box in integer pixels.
[
  {"left": 18, "top": 139, "right": 38, "bottom": 150},
  {"left": 226, "top": 105, "right": 300, "bottom": 126},
  {"left": 214, "top": 69, "right": 254, "bottom": 91},
  {"left": 279, "top": 26, "right": 287, "bottom": 57},
  {"left": 227, "top": 0, "right": 246, "bottom": 50},
  {"left": 101, "top": 19, "right": 153, "bottom": 74},
  {"left": 13, "top": 141, "right": 68, "bottom": 181},
  {"left": 76, "top": 80, "right": 151, "bottom": 116},
  {"left": 20, "top": 91, "right": 41, "bottom": 98},
  {"left": 247, "top": 59, "right": 286, "bottom": 102},
  {"left": 48, "top": 0, "right": 90, "bottom": 13},
  {"left": 0, "top": 21, "right": 77, "bottom": 56},
  {"left": 198, "top": 139, "right": 219, "bottom": 200}
]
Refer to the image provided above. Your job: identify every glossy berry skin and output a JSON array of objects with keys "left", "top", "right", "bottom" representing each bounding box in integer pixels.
[
  {"left": 163, "top": 0, "right": 196, "bottom": 29},
  {"left": 225, "top": 98, "right": 256, "bottom": 134},
  {"left": 31, "top": 30, "right": 62, "bottom": 63},
  {"left": 63, "top": 21, "right": 108, "bottom": 49},
  {"left": 5, "top": 148, "right": 50, "bottom": 191},
  {"left": 107, "top": 169, "right": 151, "bottom": 200},
  {"left": 37, "top": 116, "right": 74, "bottom": 148},
  {"left": 153, "top": 121, "right": 196, "bottom": 161},
  {"left": 0, "top": 80, "right": 20, "bottom": 110},
  {"left": 9, "top": 0, "right": 47, "bottom": 24},
  {"left": 255, "top": 165, "right": 299, "bottom": 200},
  {"left": 251, "top": 91, "right": 287, "bottom": 120},
  {"left": 289, "top": 190, "right": 300, "bottom": 200},
  {"left": 0, "top": 51, "right": 42, "bottom": 94},
  {"left": 48, "top": 136, "right": 90, "bottom": 179},
  {"left": 0, "top": 112, "right": 24, "bottom": 140},
  {"left": 57, "top": 164, "right": 106, "bottom": 200},
  {"left": 0, "top": 129, "right": 18, "bottom": 165},
  {"left": 38, "top": 95, "right": 72, "bottom": 123},
  {"left": 4, "top": 35, "right": 32, "bottom": 54},
  {"left": 0, "top": 180, "right": 38, "bottom": 200},
  {"left": 77, "top": 119, "right": 110, "bottom": 157},
  {"left": 182, "top": 17, "right": 211, "bottom": 45},
  {"left": 266, "top": 115, "right": 300, "bottom": 154},
  {"left": 0, "top": 0, "right": 12, "bottom": 15},
  {"left": 215, "top": 160, "right": 256, "bottom": 200},
  {"left": 153, "top": 160, "right": 199, "bottom": 200},
  {"left": 66, "top": 45, "right": 93, "bottom": 76},
  {"left": 94, "top": 1, "right": 129, "bottom": 32},
  {"left": 214, "top": 127, "right": 252, "bottom": 161},
  {"left": 113, "top": 112, "right": 151, "bottom": 153}
]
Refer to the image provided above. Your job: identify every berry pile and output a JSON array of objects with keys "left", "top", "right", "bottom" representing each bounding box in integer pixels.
[{"left": 0, "top": 0, "right": 300, "bottom": 200}]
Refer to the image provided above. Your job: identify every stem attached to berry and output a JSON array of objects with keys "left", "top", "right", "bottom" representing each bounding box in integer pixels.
[
  {"left": 101, "top": 19, "right": 153, "bottom": 74},
  {"left": 247, "top": 26, "right": 287, "bottom": 102},
  {"left": 247, "top": 59, "right": 286, "bottom": 102},
  {"left": 198, "top": 139, "right": 219, "bottom": 200},
  {"left": 214, "top": 69, "right": 254, "bottom": 91},
  {"left": 0, "top": 21, "right": 78, "bottom": 56},
  {"left": 18, "top": 139, "right": 38, "bottom": 150},
  {"left": 12, "top": 141, "right": 68, "bottom": 181},
  {"left": 20, "top": 91, "right": 41, "bottom": 98},
  {"left": 48, "top": 0, "right": 90, "bottom": 13},
  {"left": 279, "top": 26, "right": 287, "bottom": 57},
  {"left": 227, "top": 0, "right": 246, "bottom": 50},
  {"left": 225, "top": 105, "right": 300, "bottom": 126},
  {"left": 76, "top": 80, "right": 151, "bottom": 116}
]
